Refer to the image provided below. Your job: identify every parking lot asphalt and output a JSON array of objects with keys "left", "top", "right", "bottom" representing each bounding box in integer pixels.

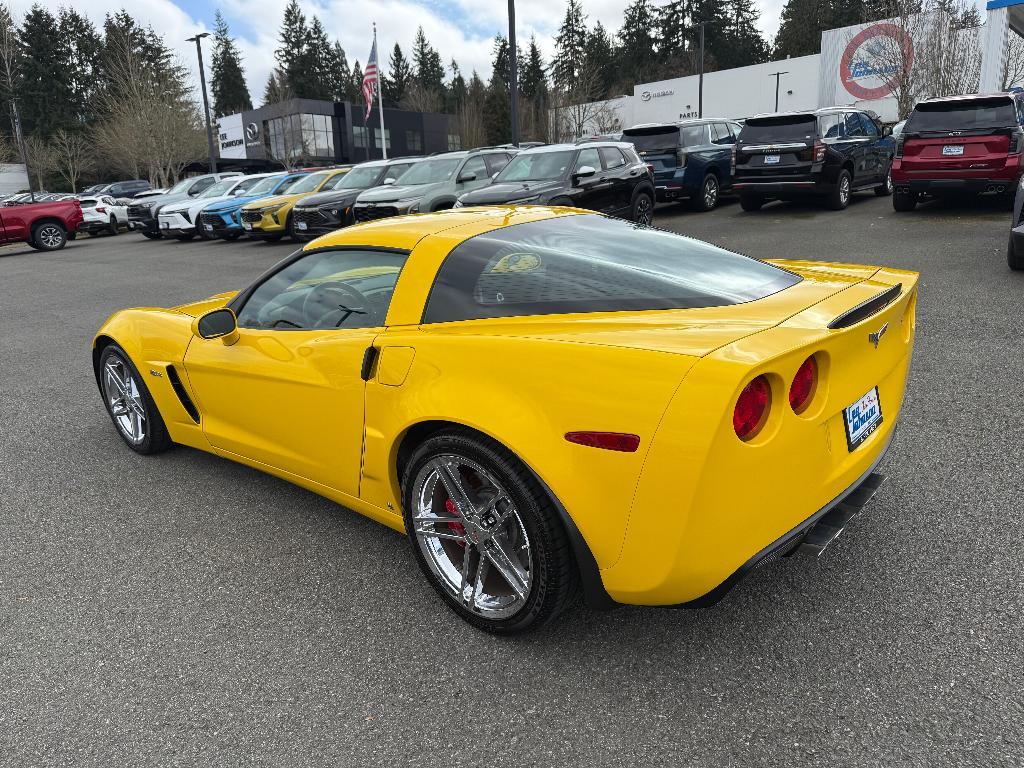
[{"left": 2, "top": 194, "right": 1022, "bottom": 767}]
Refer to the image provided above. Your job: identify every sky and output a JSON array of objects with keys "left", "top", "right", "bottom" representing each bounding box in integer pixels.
[{"left": 7, "top": 0, "right": 986, "bottom": 108}]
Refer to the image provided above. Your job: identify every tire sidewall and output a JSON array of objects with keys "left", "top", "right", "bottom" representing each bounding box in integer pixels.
[
  {"left": 631, "top": 190, "right": 654, "bottom": 224},
  {"left": 696, "top": 174, "right": 719, "bottom": 211},
  {"left": 97, "top": 345, "right": 167, "bottom": 454},
  {"left": 400, "top": 431, "right": 560, "bottom": 634},
  {"left": 831, "top": 170, "right": 852, "bottom": 210},
  {"left": 33, "top": 222, "right": 67, "bottom": 251}
]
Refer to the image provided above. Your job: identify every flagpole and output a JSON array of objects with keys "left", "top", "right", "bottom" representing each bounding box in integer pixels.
[{"left": 374, "top": 22, "right": 387, "bottom": 159}]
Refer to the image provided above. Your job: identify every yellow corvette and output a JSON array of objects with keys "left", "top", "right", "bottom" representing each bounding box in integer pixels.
[
  {"left": 92, "top": 207, "right": 917, "bottom": 634},
  {"left": 239, "top": 167, "right": 351, "bottom": 241}
]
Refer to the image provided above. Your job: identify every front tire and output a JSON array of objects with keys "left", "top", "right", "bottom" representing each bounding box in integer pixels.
[
  {"left": 30, "top": 221, "right": 68, "bottom": 251},
  {"left": 401, "top": 429, "right": 578, "bottom": 634},
  {"left": 893, "top": 190, "right": 918, "bottom": 212},
  {"left": 98, "top": 345, "right": 172, "bottom": 455},
  {"left": 691, "top": 173, "right": 720, "bottom": 212},
  {"left": 631, "top": 190, "right": 654, "bottom": 225},
  {"left": 828, "top": 169, "right": 852, "bottom": 210},
  {"left": 875, "top": 167, "right": 893, "bottom": 196},
  {"left": 739, "top": 194, "right": 765, "bottom": 212}
]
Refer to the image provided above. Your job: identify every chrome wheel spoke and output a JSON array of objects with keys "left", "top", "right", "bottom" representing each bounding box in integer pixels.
[
  {"left": 470, "top": 555, "right": 489, "bottom": 612},
  {"left": 486, "top": 537, "right": 529, "bottom": 601},
  {"left": 459, "top": 546, "right": 475, "bottom": 604},
  {"left": 432, "top": 459, "right": 476, "bottom": 518}
]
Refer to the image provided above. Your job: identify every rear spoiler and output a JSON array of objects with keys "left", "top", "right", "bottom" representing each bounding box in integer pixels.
[{"left": 827, "top": 283, "right": 902, "bottom": 330}]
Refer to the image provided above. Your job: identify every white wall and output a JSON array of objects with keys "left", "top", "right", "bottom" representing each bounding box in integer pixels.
[{"left": 0, "top": 163, "right": 30, "bottom": 194}]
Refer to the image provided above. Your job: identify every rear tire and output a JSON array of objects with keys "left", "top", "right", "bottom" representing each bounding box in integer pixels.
[
  {"left": 893, "top": 190, "right": 918, "bottom": 212},
  {"left": 108, "top": 215, "right": 119, "bottom": 235},
  {"left": 401, "top": 429, "right": 578, "bottom": 635},
  {"left": 1009, "top": 235, "right": 1024, "bottom": 271},
  {"left": 828, "top": 169, "right": 852, "bottom": 210},
  {"left": 30, "top": 221, "right": 68, "bottom": 251},
  {"left": 691, "top": 173, "right": 720, "bottom": 212},
  {"left": 631, "top": 190, "right": 654, "bottom": 225},
  {"left": 874, "top": 167, "right": 893, "bottom": 196},
  {"left": 739, "top": 194, "right": 765, "bottom": 212}
]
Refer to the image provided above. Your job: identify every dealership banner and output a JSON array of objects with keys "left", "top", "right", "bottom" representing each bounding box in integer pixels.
[{"left": 819, "top": 19, "right": 915, "bottom": 119}]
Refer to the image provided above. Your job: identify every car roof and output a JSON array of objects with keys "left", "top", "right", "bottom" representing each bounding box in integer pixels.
[{"left": 915, "top": 92, "right": 1015, "bottom": 106}]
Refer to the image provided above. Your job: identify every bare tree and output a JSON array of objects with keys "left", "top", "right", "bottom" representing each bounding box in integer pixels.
[
  {"left": 1002, "top": 31, "right": 1024, "bottom": 89},
  {"left": 49, "top": 129, "right": 95, "bottom": 192},
  {"left": 402, "top": 82, "right": 443, "bottom": 113},
  {"left": 22, "top": 134, "right": 54, "bottom": 189},
  {"left": 0, "top": 4, "right": 32, "bottom": 185}
]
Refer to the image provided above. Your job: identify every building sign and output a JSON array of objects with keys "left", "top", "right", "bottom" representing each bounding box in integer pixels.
[
  {"left": 839, "top": 22, "right": 913, "bottom": 101},
  {"left": 217, "top": 113, "right": 246, "bottom": 160},
  {"left": 640, "top": 89, "right": 675, "bottom": 102}
]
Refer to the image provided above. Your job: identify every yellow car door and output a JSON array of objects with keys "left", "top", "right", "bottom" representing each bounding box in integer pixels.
[{"left": 182, "top": 247, "right": 409, "bottom": 498}]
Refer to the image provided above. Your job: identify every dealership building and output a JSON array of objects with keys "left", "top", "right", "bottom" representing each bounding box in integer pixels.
[
  {"left": 582, "top": 1, "right": 1024, "bottom": 131},
  {"left": 215, "top": 98, "right": 459, "bottom": 170}
]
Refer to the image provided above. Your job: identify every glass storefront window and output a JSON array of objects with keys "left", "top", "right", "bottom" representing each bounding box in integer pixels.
[
  {"left": 374, "top": 128, "right": 391, "bottom": 150},
  {"left": 264, "top": 113, "right": 335, "bottom": 161},
  {"left": 406, "top": 130, "right": 423, "bottom": 152}
]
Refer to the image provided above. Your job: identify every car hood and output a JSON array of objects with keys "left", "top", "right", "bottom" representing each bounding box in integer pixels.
[
  {"left": 204, "top": 194, "right": 266, "bottom": 212},
  {"left": 295, "top": 189, "right": 365, "bottom": 209},
  {"left": 134, "top": 191, "right": 188, "bottom": 212},
  {"left": 160, "top": 195, "right": 233, "bottom": 214},
  {"left": 461, "top": 180, "right": 563, "bottom": 204},
  {"left": 357, "top": 183, "right": 440, "bottom": 204},
  {"left": 242, "top": 192, "right": 303, "bottom": 209}
]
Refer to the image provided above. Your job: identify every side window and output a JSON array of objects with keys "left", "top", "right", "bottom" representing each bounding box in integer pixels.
[
  {"left": 236, "top": 249, "right": 409, "bottom": 331},
  {"left": 460, "top": 155, "right": 489, "bottom": 181},
  {"left": 818, "top": 113, "right": 841, "bottom": 139},
  {"left": 711, "top": 123, "right": 734, "bottom": 145},
  {"left": 384, "top": 164, "right": 411, "bottom": 183},
  {"left": 729, "top": 123, "right": 742, "bottom": 139},
  {"left": 599, "top": 147, "right": 627, "bottom": 169},
  {"left": 845, "top": 112, "right": 865, "bottom": 137},
  {"left": 574, "top": 148, "right": 601, "bottom": 173},
  {"left": 481, "top": 151, "right": 509, "bottom": 174},
  {"left": 189, "top": 177, "right": 215, "bottom": 196},
  {"left": 859, "top": 113, "right": 879, "bottom": 136}
]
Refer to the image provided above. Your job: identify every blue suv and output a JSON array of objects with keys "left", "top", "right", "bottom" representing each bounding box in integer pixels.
[
  {"left": 197, "top": 171, "right": 310, "bottom": 240},
  {"left": 622, "top": 119, "right": 742, "bottom": 211}
]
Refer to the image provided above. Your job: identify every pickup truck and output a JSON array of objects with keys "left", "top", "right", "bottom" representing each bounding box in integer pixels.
[{"left": 0, "top": 197, "right": 84, "bottom": 251}]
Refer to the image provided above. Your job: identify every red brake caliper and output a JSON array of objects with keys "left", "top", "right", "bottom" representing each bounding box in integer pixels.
[{"left": 445, "top": 498, "right": 466, "bottom": 547}]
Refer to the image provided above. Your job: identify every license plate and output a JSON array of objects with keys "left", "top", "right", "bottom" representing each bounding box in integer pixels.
[
  {"left": 844, "top": 387, "right": 883, "bottom": 451},
  {"left": 763, "top": 154, "right": 780, "bottom": 165},
  {"left": 242, "top": 222, "right": 252, "bottom": 230},
  {"left": 942, "top": 145, "right": 964, "bottom": 156},
  {"left": 296, "top": 221, "right": 307, "bottom": 230},
  {"left": 204, "top": 224, "right": 213, "bottom": 231}
]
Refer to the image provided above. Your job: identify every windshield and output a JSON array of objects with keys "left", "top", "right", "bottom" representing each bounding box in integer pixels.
[
  {"left": 496, "top": 151, "right": 574, "bottom": 182},
  {"left": 905, "top": 98, "right": 1018, "bottom": 132},
  {"left": 337, "top": 165, "right": 384, "bottom": 189},
  {"left": 423, "top": 214, "right": 801, "bottom": 323},
  {"left": 394, "top": 157, "right": 462, "bottom": 185},
  {"left": 233, "top": 176, "right": 267, "bottom": 194},
  {"left": 199, "top": 179, "right": 236, "bottom": 198},
  {"left": 289, "top": 171, "right": 334, "bottom": 194},
  {"left": 740, "top": 116, "right": 817, "bottom": 143},
  {"left": 317, "top": 171, "right": 349, "bottom": 191},
  {"left": 166, "top": 177, "right": 194, "bottom": 194},
  {"left": 246, "top": 175, "right": 288, "bottom": 196}
]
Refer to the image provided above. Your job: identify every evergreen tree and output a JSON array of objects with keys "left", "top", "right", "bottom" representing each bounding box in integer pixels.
[
  {"left": 263, "top": 69, "right": 290, "bottom": 105},
  {"left": 519, "top": 37, "right": 547, "bottom": 100},
  {"left": 485, "top": 36, "right": 510, "bottom": 144},
  {"left": 211, "top": 11, "right": 252, "bottom": 117},
  {"left": 384, "top": 43, "right": 412, "bottom": 106},
  {"left": 718, "top": 0, "right": 769, "bottom": 69},
  {"left": 351, "top": 60, "right": 364, "bottom": 107},
  {"left": 445, "top": 59, "right": 466, "bottom": 114},
  {"left": 551, "top": 0, "right": 588, "bottom": 89},
  {"left": 17, "top": 5, "right": 75, "bottom": 137},
  {"left": 328, "top": 42, "right": 352, "bottom": 101},
  {"left": 657, "top": 0, "right": 695, "bottom": 74},
  {"left": 584, "top": 22, "right": 615, "bottom": 99},
  {"left": 616, "top": 0, "right": 660, "bottom": 89},
  {"left": 412, "top": 27, "right": 445, "bottom": 94},
  {"left": 306, "top": 17, "right": 334, "bottom": 99},
  {"left": 774, "top": 0, "right": 830, "bottom": 58},
  {"left": 58, "top": 9, "right": 102, "bottom": 127},
  {"left": 274, "top": 0, "right": 312, "bottom": 97}
]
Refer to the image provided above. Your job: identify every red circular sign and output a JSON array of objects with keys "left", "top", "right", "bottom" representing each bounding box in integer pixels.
[{"left": 840, "top": 23, "right": 914, "bottom": 101}]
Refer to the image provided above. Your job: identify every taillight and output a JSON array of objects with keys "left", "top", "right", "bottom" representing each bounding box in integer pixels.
[
  {"left": 565, "top": 431, "right": 641, "bottom": 453},
  {"left": 677, "top": 148, "right": 688, "bottom": 167},
  {"left": 789, "top": 356, "right": 817, "bottom": 414},
  {"left": 814, "top": 140, "right": 826, "bottom": 162},
  {"left": 895, "top": 136, "right": 904, "bottom": 158},
  {"left": 733, "top": 375, "right": 771, "bottom": 441},
  {"left": 1010, "top": 128, "right": 1022, "bottom": 154},
  {"left": 96, "top": 206, "right": 106, "bottom": 213},
  {"left": 645, "top": 163, "right": 655, "bottom": 177}
]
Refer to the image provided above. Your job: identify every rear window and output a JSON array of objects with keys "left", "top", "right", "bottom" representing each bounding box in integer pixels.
[
  {"left": 740, "top": 116, "right": 817, "bottom": 143},
  {"left": 623, "top": 125, "right": 706, "bottom": 150},
  {"left": 905, "top": 98, "right": 1019, "bottom": 132},
  {"left": 422, "top": 215, "right": 800, "bottom": 323}
]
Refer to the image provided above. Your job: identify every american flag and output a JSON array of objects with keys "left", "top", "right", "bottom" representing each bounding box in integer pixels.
[{"left": 362, "top": 38, "right": 378, "bottom": 121}]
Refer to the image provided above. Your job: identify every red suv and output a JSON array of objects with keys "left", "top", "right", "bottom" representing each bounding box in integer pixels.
[
  {"left": 0, "top": 197, "right": 83, "bottom": 251},
  {"left": 892, "top": 93, "right": 1024, "bottom": 211}
]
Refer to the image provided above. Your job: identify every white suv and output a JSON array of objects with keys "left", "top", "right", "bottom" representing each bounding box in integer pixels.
[
  {"left": 157, "top": 174, "right": 273, "bottom": 240},
  {"left": 78, "top": 195, "right": 128, "bottom": 236}
]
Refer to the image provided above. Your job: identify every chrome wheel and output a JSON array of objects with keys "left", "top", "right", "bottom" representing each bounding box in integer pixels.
[
  {"left": 411, "top": 455, "right": 532, "bottom": 620},
  {"left": 37, "top": 224, "right": 64, "bottom": 249},
  {"left": 102, "top": 357, "right": 147, "bottom": 444},
  {"left": 885, "top": 170, "right": 893, "bottom": 193},
  {"left": 840, "top": 176, "right": 850, "bottom": 204},
  {"left": 634, "top": 195, "right": 653, "bottom": 226},
  {"left": 703, "top": 176, "right": 719, "bottom": 208}
]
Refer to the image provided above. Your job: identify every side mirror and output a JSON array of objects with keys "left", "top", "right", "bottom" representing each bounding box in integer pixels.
[
  {"left": 457, "top": 171, "right": 477, "bottom": 183},
  {"left": 573, "top": 165, "right": 597, "bottom": 182},
  {"left": 882, "top": 125, "right": 893, "bottom": 137},
  {"left": 194, "top": 308, "right": 239, "bottom": 345},
  {"left": 383, "top": 177, "right": 396, "bottom": 185}
]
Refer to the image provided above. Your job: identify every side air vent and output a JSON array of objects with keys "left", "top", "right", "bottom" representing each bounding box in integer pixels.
[
  {"left": 827, "top": 283, "right": 902, "bottom": 330},
  {"left": 166, "top": 365, "right": 200, "bottom": 423}
]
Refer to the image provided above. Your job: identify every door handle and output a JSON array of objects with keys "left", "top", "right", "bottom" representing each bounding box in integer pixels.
[{"left": 360, "top": 346, "right": 379, "bottom": 381}]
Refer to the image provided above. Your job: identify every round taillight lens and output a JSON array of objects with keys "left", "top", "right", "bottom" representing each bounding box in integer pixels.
[
  {"left": 734, "top": 375, "right": 771, "bottom": 440},
  {"left": 789, "top": 356, "right": 817, "bottom": 413}
]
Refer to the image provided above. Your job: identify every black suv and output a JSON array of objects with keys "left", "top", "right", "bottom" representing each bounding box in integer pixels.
[
  {"left": 455, "top": 142, "right": 656, "bottom": 224},
  {"left": 292, "top": 157, "right": 420, "bottom": 241},
  {"left": 733, "top": 108, "right": 895, "bottom": 211},
  {"left": 99, "top": 179, "right": 151, "bottom": 198}
]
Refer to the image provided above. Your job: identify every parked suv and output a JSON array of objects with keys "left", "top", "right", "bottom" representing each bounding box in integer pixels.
[
  {"left": 891, "top": 93, "right": 1024, "bottom": 211},
  {"left": 292, "top": 157, "right": 420, "bottom": 241},
  {"left": 0, "top": 197, "right": 83, "bottom": 251},
  {"left": 239, "top": 166, "right": 352, "bottom": 241},
  {"left": 128, "top": 173, "right": 241, "bottom": 239},
  {"left": 157, "top": 174, "right": 275, "bottom": 241},
  {"left": 352, "top": 149, "right": 515, "bottom": 222},
  {"left": 198, "top": 172, "right": 307, "bottom": 240},
  {"left": 734, "top": 108, "right": 894, "bottom": 211},
  {"left": 622, "top": 119, "right": 741, "bottom": 211},
  {"left": 455, "top": 142, "right": 656, "bottom": 224},
  {"left": 99, "top": 179, "right": 151, "bottom": 198}
]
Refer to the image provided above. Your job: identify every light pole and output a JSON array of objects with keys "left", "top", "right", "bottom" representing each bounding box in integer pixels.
[
  {"left": 187, "top": 32, "right": 217, "bottom": 173},
  {"left": 769, "top": 71, "right": 789, "bottom": 112},
  {"left": 696, "top": 20, "right": 719, "bottom": 119},
  {"left": 508, "top": 0, "right": 519, "bottom": 147}
]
